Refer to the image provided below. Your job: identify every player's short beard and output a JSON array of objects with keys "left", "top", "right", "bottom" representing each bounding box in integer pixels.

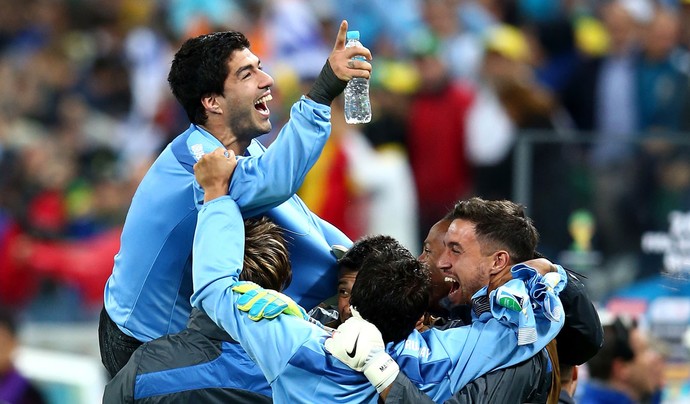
[{"left": 227, "top": 105, "right": 272, "bottom": 143}]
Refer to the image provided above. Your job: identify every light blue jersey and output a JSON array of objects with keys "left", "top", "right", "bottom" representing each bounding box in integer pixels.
[
  {"left": 191, "top": 197, "right": 565, "bottom": 404},
  {"left": 104, "top": 97, "right": 351, "bottom": 341}
]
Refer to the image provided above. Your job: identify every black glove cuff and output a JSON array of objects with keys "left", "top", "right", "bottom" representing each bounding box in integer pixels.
[{"left": 307, "top": 60, "right": 347, "bottom": 106}]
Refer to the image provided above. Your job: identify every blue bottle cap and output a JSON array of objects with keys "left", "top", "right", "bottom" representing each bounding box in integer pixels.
[{"left": 346, "top": 31, "right": 360, "bottom": 40}]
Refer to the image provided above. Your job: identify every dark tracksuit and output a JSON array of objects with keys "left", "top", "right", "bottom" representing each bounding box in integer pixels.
[{"left": 103, "top": 309, "right": 272, "bottom": 404}]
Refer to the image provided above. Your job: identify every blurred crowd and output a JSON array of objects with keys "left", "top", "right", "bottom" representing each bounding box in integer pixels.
[{"left": 2, "top": 0, "right": 690, "bottom": 321}]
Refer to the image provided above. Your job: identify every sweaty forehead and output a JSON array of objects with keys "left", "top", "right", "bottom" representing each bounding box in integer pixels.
[
  {"left": 428, "top": 220, "right": 450, "bottom": 242},
  {"left": 451, "top": 218, "right": 477, "bottom": 232},
  {"left": 446, "top": 219, "right": 478, "bottom": 243}
]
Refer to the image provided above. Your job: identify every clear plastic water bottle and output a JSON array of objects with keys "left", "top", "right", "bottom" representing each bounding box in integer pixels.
[{"left": 344, "top": 31, "right": 371, "bottom": 124}]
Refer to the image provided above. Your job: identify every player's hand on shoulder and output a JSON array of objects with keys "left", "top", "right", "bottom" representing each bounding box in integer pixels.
[
  {"left": 522, "top": 258, "right": 557, "bottom": 276},
  {"left": 194, "top": 148, "right": 236, "bottom": 201}
]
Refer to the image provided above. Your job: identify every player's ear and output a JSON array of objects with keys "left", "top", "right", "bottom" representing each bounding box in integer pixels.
[
  {"left": 489, "top": 250, "right": 510, "bottom": 275},
  {"left": 201, "top": 94, "right": 222, "bottom": 114}
]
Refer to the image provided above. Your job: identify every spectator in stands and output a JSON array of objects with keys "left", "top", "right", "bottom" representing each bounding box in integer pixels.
[
  {"left": 637, "top": 6, "right": 688, "bottom": 132},
  {"left": 0, "top": 306, "right": 46, "bottom": 404},
  {"left": 629, "top": 320, "right": 667, "bottom": 404},
  {"left": 579, "top": 317, "right": 660, "bottom": 404},
  {"left": 406, "top": 30, "right": 475, "bottom": 244},
  {"left": 563, "top": 0, "right": 642, "bottom": 142},
  {"left": 465, "top": 24, "right": 541, "bottom": 201},
  {"left": 419, "top": 0, "right": 484, "bottom": 82},
  {"left": 562, "top": 0, "right": 647, "bottom": 282}
]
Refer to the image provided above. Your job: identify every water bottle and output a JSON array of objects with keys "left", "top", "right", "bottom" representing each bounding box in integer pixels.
[{"left": 344, "top": 31, "right": 371, "bottom": 124}]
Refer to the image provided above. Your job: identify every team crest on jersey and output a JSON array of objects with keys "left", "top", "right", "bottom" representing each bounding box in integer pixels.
[{"left": 191, "top": 143, "right": 205, "bottom": 161}]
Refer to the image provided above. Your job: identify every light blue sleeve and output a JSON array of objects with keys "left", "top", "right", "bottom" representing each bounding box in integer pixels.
[
  {"left": 393, "top": 267, "right": 566, "bottom": 402},
  {"left": 453, "top": 308, "right": 562, "bottom": 390},
  {"left": 228, "top": 97, "right": 332, "bottom": 218},
  {"left": 443, "top": 269, "right": 565, "bottom": 394},
  {"left": 394, "top": 313, "right": 561, "bottom": 402},
  {"left": 313, "top": 212, "right": 353, "bottom": 248},
  {"left": 188, "top": 97, "right": 331, "bottom": 212},
  {"left": 285, "top": 192, "right": 352, "bottom": 248},
  {"left": 189, "top": 196, "right": 317, "bottom": 382}
]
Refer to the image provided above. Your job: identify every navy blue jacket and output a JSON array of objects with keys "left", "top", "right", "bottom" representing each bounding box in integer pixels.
[{"left": 103, "top": 309, "right": 272, "bottom": 403}]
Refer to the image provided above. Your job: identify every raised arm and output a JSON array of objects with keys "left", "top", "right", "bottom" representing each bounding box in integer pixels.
[
  {"left": 190, "top": 151, "right": 319, "bottom": 382},
  {"left": 230, "top": 19, "right": 371, "bottom": 217},
  {"left": 224, "top": 98, "right": 331, "bottom": 217},
  {"left": 191, "top": 20, "right": 373, "bottom": 218}
]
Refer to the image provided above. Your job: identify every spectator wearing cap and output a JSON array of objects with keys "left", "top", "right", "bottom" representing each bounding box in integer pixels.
[
  {"left": 465, "top": 24, "right": 535, "bottom": 201},
  {"left": 406, "top": 30, "right": 475, "bottom": 246},
  {"left": 467, "top": 24, "right": 574, "bottom": 255}
]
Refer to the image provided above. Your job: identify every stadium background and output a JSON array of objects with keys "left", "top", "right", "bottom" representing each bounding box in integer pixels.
[{"left": 1, "top": 0, "right": 690, "bottom": 402}]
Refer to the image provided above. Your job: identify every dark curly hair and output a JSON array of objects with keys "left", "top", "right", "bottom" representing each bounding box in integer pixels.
[
  {"left": 168, "top": 31, "right": 250, "bottom": 125},
  {"left": 345, "top": 235, "right": 430, "bottom": 344}
]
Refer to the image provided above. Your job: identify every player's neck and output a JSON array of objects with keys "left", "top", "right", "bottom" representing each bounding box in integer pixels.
[{"left": 199, "top": 124, "right": 251, "bottom": 156}]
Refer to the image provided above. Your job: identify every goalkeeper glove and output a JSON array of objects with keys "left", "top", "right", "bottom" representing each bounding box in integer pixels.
[
  {"left": 232, "top": 281, "right": 308, "bottom": 321},
  {"left": 324, "top": 309, "right": 399, "bottom": 393}
]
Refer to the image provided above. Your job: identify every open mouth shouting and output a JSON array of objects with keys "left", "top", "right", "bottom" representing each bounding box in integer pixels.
[
  {"left": 444, "top": 275, "right": 462, "bottom": 303},
  {"left": 254, "top": 93, "right": 272, "bottom": 117}
]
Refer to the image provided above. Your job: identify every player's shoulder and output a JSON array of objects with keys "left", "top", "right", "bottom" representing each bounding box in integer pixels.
[{"left": 174, "top": 125, "right": 224, "bottom": 162}]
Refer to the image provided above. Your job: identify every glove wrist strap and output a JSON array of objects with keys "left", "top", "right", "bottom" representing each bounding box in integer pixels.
[{"left": 363, "top": 351, "right": 399, "bottom": 394}]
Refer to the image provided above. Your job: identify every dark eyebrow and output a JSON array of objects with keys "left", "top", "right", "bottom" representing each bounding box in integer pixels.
[
  {"left": 448, "top": 241, "right": 462, "bottom": 251},
  {"left": 234, "top": 59, "right": 262, "bottom": 78},
  {"left": 235, "top": 64, "right": 253, "bottom": 78}
]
